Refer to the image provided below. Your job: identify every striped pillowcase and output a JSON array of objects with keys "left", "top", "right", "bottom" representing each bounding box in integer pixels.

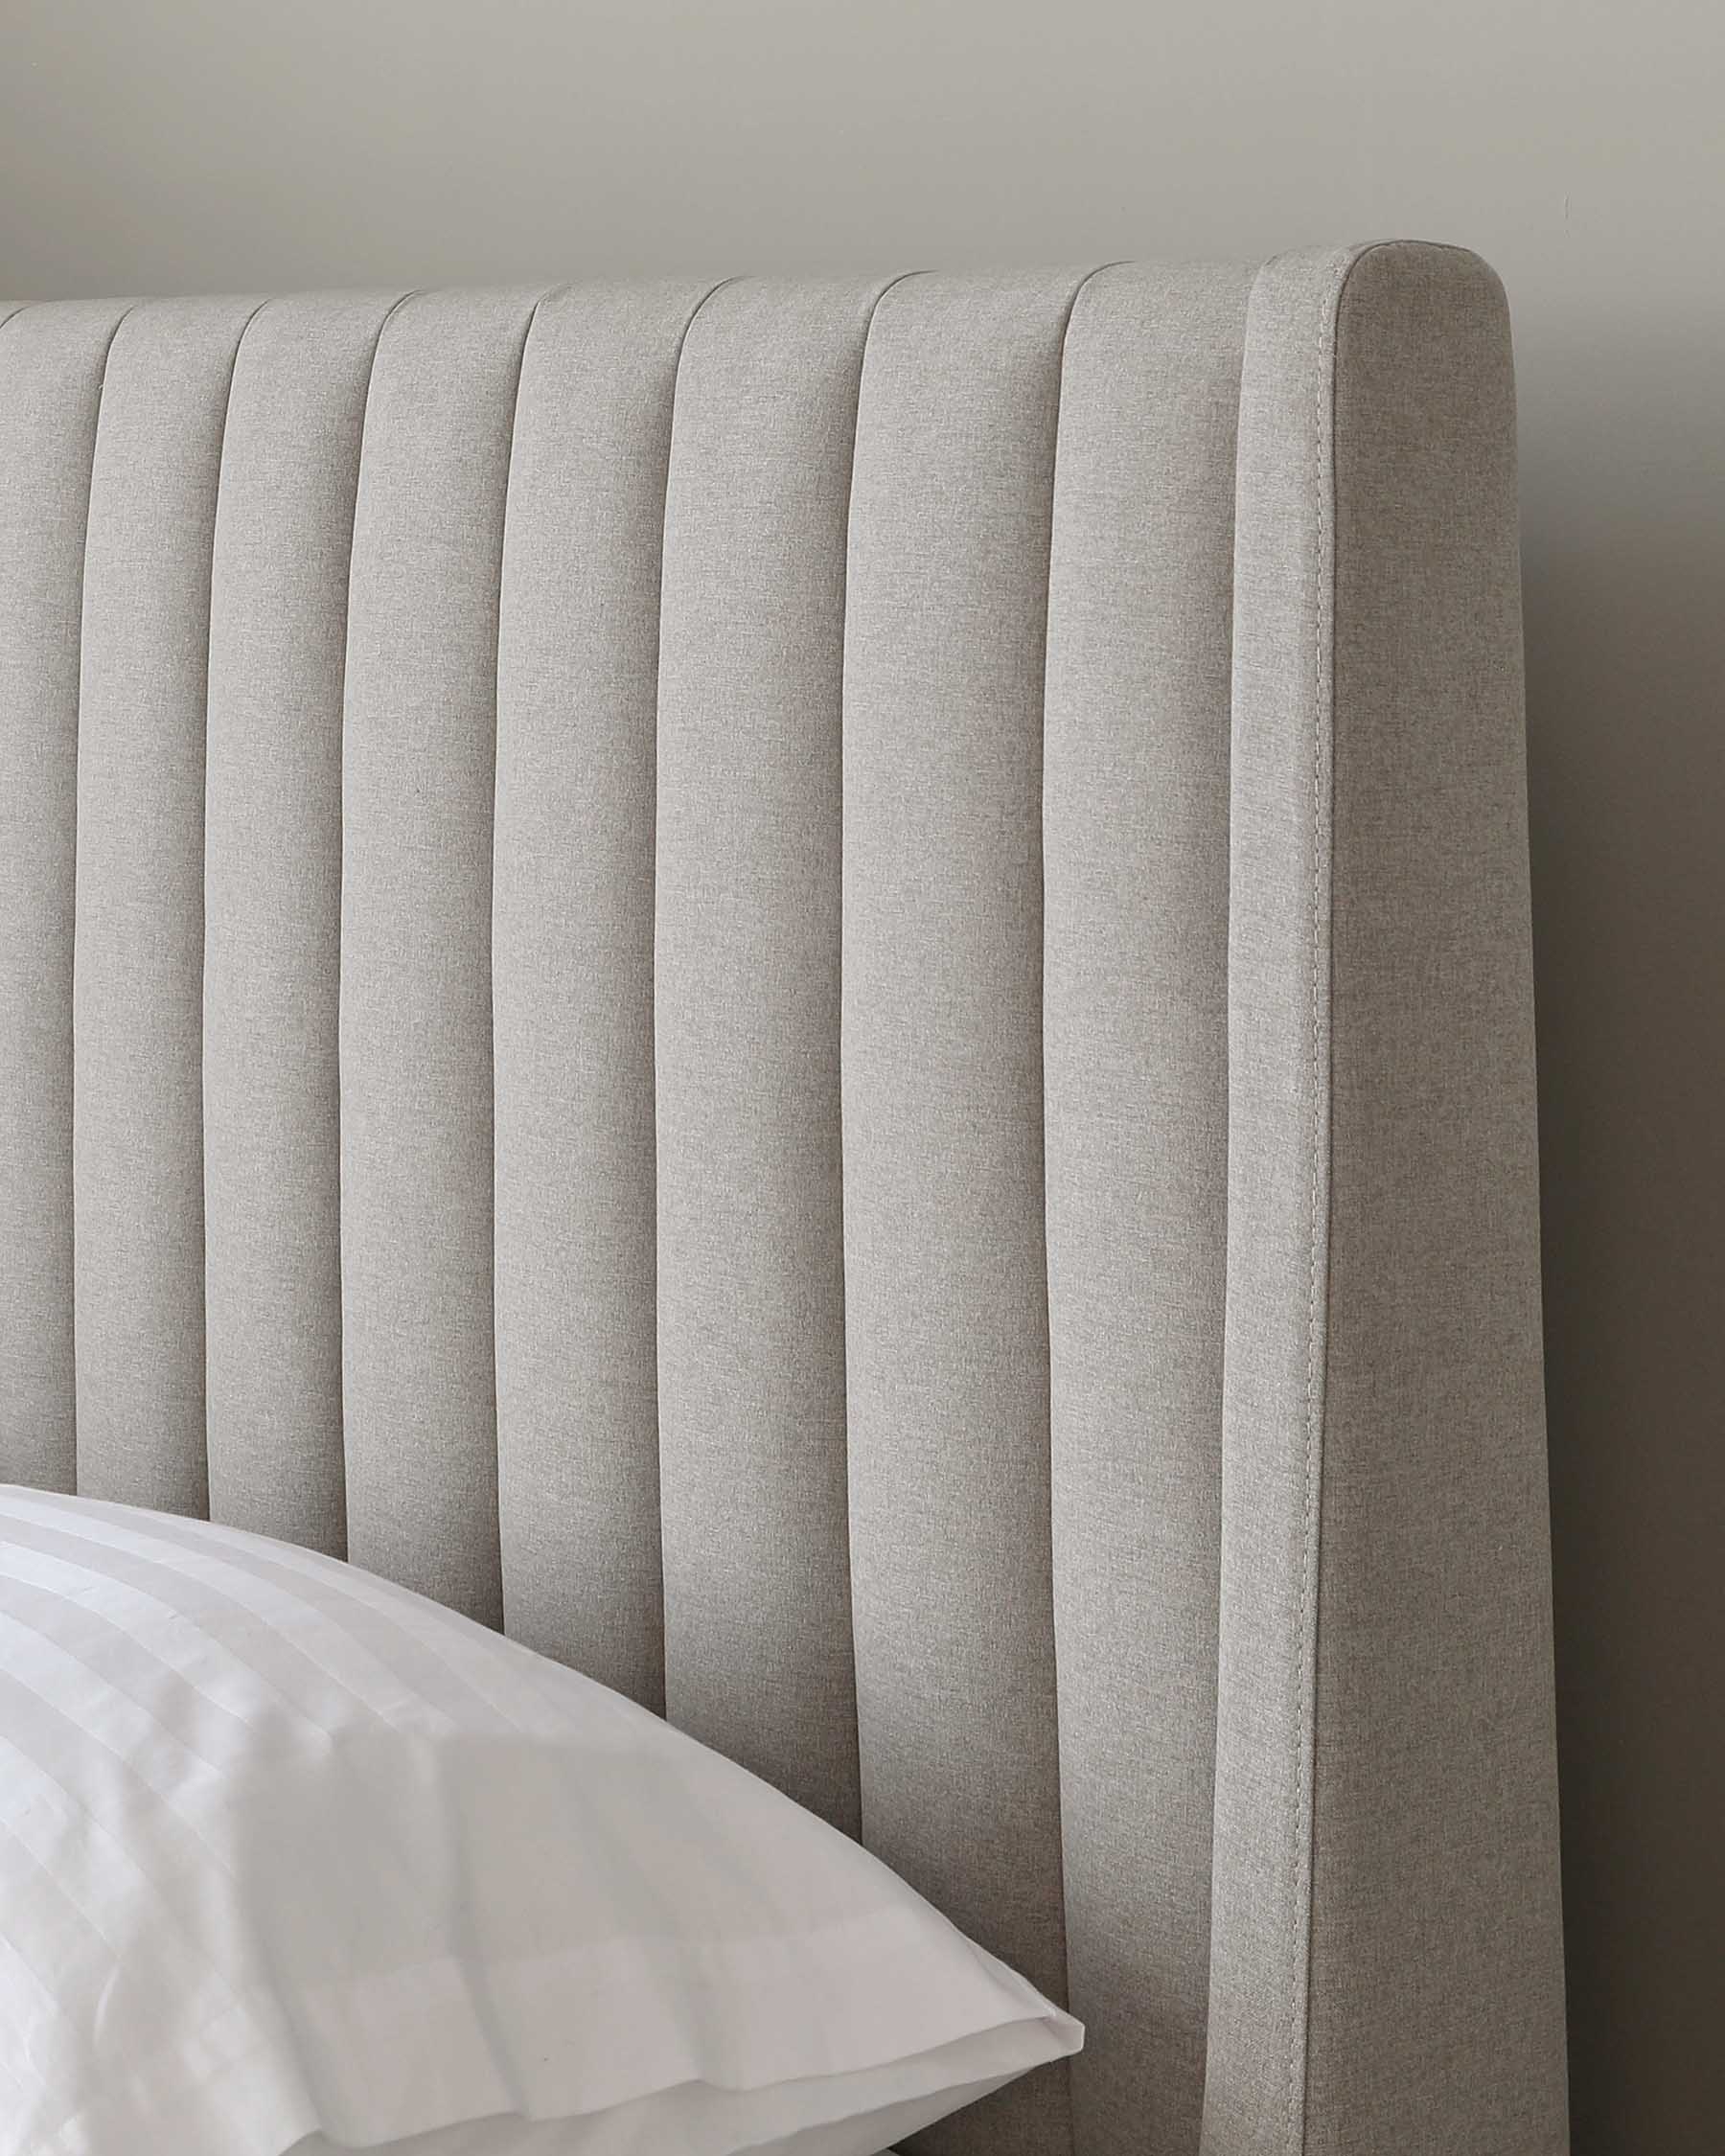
[{"left": 0, "top": 1486, "right": 1079, "bottom": 2156}]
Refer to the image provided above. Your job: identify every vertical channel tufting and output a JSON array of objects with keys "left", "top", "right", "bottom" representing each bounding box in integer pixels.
[
  {"left": 204, "top": 292, "right": 406, "bottom": 1555},
  {"left": 841, "top": 270, "right": 1089, "bottom": 2156},
  {"left": 340, "top": 289, "right": 541, "bottom": 1627},
  {"left": 73, "top": 298, "right": 263, "bottom": 1514},
  {"left": 493, "top": 280, "right": 717, "bottom": 1706},
  {"left": 0, "top": 266, "right": 1568, "bottom": 2156},
  {"left": 1043, "top": 264, "right": 1252, "bottom": 2156},
  {"left": 655, "top": 279, "right": 889, "bottom": 1833},
  {"left": 0, "top": 302, "right": 131, "bottom": 1492}
]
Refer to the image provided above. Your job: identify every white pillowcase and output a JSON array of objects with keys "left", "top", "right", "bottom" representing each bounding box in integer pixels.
[{"left": 0, "top": 1486, "right": 1080, "bottom": 2156}]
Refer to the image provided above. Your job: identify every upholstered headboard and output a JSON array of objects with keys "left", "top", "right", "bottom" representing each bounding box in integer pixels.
[{"left": 0, "top": 244, "right": 1567, "bottom": 2156}]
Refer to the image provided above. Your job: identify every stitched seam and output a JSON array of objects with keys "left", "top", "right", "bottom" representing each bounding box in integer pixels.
[
  {"left": 331, "top": 287, "right": 422, "bottom": 1555},
  {"left": 1287, "top": 242, "right": 1368, "bottom": 2156},
  {"left": 1040, "top": 264, "right": 1126, "bottom": 2152},
  {"left": 67, "top": 300, "right": 140, "bottom": 1495},
  {"left": 485, "top": 286, "right": 564, "bottom": 1629},
  {"left": 649, "top": 273, "right": 743, "bottom": 1712},
  {"left": 196, "top": 297, "right": 275, "bottom": 1523},
  {"left": 1290, "top": 286, "right": 1325, "bottom": 2156},
  {"left": 837, "top": 262, "right": 929, "bottom": 1844}
]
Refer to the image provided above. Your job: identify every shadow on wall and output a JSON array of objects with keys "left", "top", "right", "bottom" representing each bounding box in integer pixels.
[{"left": 1520, "top": 315, "right": 1725, "bottom": 2156}]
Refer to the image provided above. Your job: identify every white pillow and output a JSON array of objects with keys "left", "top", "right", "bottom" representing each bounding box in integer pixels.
[{"left": 0, "top": 1486, "right": 1080, "bottom": 2156}]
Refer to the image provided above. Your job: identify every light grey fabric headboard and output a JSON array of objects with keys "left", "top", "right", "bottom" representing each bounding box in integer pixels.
[{"left": 0, "top": 243, "right": 1567, "bottom": 2156}]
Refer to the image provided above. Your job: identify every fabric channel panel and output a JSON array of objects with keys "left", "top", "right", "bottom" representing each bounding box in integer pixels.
[{"left": 339, "top": 288, "right": 543, "bottom": 1627}]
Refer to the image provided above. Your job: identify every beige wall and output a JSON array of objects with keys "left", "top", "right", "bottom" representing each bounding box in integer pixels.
[{"left": 4, "top": 5, "right": 1720, "bottom": 2149}]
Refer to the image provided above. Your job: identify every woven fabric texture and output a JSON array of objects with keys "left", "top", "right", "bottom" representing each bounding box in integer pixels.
[{"left": 0, "top": 245, "right": 1567, "bottom": 2156}]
